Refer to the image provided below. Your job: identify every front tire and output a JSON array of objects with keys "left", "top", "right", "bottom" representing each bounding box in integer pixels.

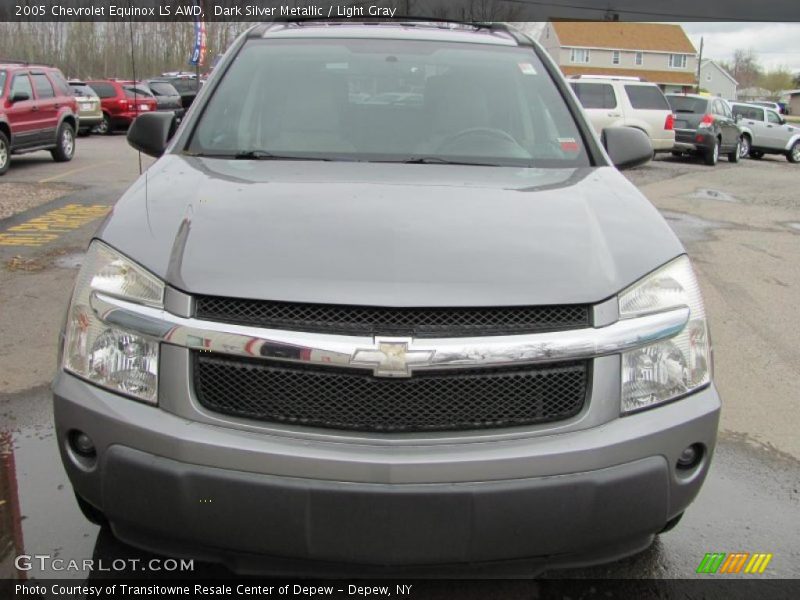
[
  {"left": 0, "top": 130, "right": 9, "bottom": 176},
  {"left": 703, "top": 139, "right": 719, "bottom": 166},
  {"left": 788, "top": 141, "right": 800, "bottom": 164},
  {"left": 739, "top": 134, "right": 751, "bottom": 158},
  {"left": 51, "top": 122, "right": 75, "bottom": 162},
  {"left": 658, "top": 512, "right": 684, "bottom": 534}
]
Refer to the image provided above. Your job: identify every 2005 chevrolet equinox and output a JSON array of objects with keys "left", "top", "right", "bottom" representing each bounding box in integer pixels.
[{"left": 54, "top": 20, "right": 720, "bottom": 574}]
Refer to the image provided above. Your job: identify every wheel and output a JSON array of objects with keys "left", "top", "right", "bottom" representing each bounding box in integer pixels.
[
  {"left": 75, "top": 493, "right": 107, "bottom": 526},
  {"left": 0, "top": 130, "right": 9, "bottom": 176},
  {"left": 703, "top": 139, "right": 719, "bottom": 166},
  {"left": 739, "top": 134, "right": 751, "bottom": 158},
  {"left": 749, "top": 150, "right": 764, "bottom": 160},
  {"left": 51, "top": 122, "right": 75, "bottom": 162},
  {"left": 788, "top": 141, "right": 800, "bottom": 163},
  {"left": 658, "top": 512, "right": 684, "bottom": 534},
  {"left": 95, "top": 113, "right": 112, "bottom": 135},
  {"left": 728, "top": 139, "right": 741, "bottom": 163}
]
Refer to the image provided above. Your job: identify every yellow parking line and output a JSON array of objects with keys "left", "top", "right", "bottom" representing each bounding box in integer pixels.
[{"left": 37, "top": 160, "right": 114, "bottom": 184}]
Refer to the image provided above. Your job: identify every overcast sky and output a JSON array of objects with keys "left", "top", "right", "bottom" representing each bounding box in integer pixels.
[{"left": 680, "top": 23, "right": 800, "bottom": 73}]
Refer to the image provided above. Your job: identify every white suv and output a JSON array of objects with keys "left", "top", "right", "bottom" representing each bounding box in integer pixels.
[{"left": 569, "top": 76, "right": 675, "bottom": 153}]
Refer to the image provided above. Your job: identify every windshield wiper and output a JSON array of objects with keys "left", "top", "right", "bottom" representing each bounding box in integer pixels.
[
  {"left": 400, "top": 156, "right": 500, "bottom": 167},
  {"left": 232, "top": 150, "right": 331, "bottom": 161}
]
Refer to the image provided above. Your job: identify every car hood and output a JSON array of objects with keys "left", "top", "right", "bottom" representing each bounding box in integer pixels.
[{"left": 98, "top": 156, "right": 683, "bottom": 307}]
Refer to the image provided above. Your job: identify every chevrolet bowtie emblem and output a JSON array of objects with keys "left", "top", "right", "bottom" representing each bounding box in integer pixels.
[{"left": 351, "top": 338, "right": 435, "bottom": 377}]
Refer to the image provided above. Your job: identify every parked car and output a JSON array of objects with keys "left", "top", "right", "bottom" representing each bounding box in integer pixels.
[
  {"left": 55, "top": 21, "right": 719, "bottom": 574},
  {"left": 68, "top": 80, "right": 102, "bottom": 136},
  {"left": 730, "top": 102, "right": 800, "bottom": 163},
  {"left": 84, "top": 79, "right": 157, "bottom": 135},
  {"left": 748, "top": 100, "right": 783, "bottom": 114},
  {"left": 569, "top": 75, "right": 674, "bottom": 154},
  {"left": 142, "top": 79, "right": 185, "bottom": 119},
  {"left": 0, "top": 61, "right": 78, "bottom": 176},
  {"left": 666, "top": 93, "right": 741, "bottom": 165},
  {"left": 164, "top": 76, "right": 202, "bottom": 110}
]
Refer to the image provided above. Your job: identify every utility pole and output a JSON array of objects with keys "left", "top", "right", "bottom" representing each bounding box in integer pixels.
[{"left": 696, "top": 36, "right": 704, "bottom": 93}]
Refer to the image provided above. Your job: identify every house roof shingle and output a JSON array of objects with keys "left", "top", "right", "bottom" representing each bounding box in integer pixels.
[
  {"left": 551, "top": 22, "right": 697, "bottom": 54},
  {"left": 561, "top": 66, "right": 696, "bottom": 86}
]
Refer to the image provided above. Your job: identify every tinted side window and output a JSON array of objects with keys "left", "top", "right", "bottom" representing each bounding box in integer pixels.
[
  {"left": 11, "top": 74, "right": 34, "bottom": 99},
  {"left": 570, "top": 82, "right": 617, "bottom": 109},
  {"left": 624, "top": 85, "right": 669, "bottom": 110},
  {"left": 766, "top": 110, "right": 782, "bottom": 124},
  {"left": 31, "top": 73, "right": 55, "bottom": 99},
  {"left": 89, "top": 82, "right": 117, "bottom": 98},
  {"left": 0, "top": 71, "right": 6, "bottom": 97},
  {"left": 732, "top": 105, "right": 764, "bottom": 121}
]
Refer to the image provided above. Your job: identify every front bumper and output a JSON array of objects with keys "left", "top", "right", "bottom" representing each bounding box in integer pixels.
[{"left": 53, "top": 368, "right": 720, "bottom": 572}]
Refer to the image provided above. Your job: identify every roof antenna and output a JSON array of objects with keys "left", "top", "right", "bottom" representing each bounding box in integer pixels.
[{"left": 128, "top": 0, "right": 142, "bottom": 175}]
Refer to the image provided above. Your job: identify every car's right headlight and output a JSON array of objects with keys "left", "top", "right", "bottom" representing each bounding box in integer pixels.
[
  {"left": 618, "top": 255, "right": 711, "bottom": 413},
  {"left": 63, "top": 240, "right": 164, "bottom": 404}
]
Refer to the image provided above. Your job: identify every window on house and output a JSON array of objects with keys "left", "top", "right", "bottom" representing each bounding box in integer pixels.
[
  {"left": 570, "top": 49, "right": 590, "bottom": 64},
  {"left": 635, "top": 52, "right": 643, "bottom": 66},
  {"left": 612, "top": 50, "right": 620, "bottom": 65},
  {"left": 669, "top": 54, "right": 687, "bottom": 69}
]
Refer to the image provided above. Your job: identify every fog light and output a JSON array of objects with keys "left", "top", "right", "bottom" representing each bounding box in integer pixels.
[
  {"left": 677, "top": 443, "right": 703, "bottom": 470},
  {"left": 69, "top": 430, "right": 96, "bottom": 457}
]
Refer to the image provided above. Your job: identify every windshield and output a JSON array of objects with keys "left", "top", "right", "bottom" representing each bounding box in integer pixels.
[
  {"left": 666, "top": 96, "right": 708, "bottom": 114},
  {"left": 123, "top": 85, "right": 153, "bottom": 98},
  {"left": 188, "top": 38, "right": 590, "bottom": 168}
]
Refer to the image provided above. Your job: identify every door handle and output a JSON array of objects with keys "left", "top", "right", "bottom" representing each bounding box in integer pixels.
[
  {"left": 767, "top": 125, "right": 773, "bottom": 128},
  {"left": 31, "top": 105, "right": 39, "bottom": 112},
  {"left": 607, "top": 113, "right": 621, "bottom": 117}
]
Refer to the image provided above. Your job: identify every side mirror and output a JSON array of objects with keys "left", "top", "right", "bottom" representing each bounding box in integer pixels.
[
  {"left": 127, "top": 112, "right": 177, "bottom": 158},
  {"left": 734, "top": 113, "right": 743, "bottom": 122},
  {"left": 10, "top": 91, "right": 30, "bottom": 103},
  {"left": 601, "top": 127, "right": 653, "bottom": 170}
]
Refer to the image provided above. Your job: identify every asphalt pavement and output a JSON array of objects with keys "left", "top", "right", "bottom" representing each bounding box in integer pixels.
[{"left": 0, "top": 138, "right": 798, "bottom": 586}]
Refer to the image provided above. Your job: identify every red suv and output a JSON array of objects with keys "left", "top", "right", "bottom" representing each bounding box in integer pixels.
[
  {"left": 0, "top": 62, "right": 79, "bottom": 176},
  {"left": 85, "top": 80, "right": 157, "bottom": 135}
]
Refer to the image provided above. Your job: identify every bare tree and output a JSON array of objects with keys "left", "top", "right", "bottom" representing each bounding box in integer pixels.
[{"left": 720, "top": 49, "right": 762, "bottom": 90}]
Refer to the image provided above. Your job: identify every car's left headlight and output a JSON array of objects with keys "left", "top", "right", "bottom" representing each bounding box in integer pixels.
[
  {"left": 63, "top": 241, "right": 164, "bottom": 404},
  {"left": 619, "top": 255, "right": 711, "bottom": 413}
]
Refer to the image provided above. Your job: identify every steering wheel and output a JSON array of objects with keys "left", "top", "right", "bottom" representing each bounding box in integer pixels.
[{"left": 435, "top": 127, "right": 523, "bottom": 153}]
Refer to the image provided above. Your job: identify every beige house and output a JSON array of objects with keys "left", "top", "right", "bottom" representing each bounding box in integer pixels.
[{"left": 540, "top": 22, "right": 698, "bottom": 94}]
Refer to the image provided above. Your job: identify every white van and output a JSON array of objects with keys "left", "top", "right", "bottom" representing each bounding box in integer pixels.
[{"left": 569, "top": 76, "right": 676, "bottom": 152}]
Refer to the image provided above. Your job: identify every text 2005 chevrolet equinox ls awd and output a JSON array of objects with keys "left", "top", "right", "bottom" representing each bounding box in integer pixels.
[{"left": 54, "top": 21, "right": 719, "bottom": 574}]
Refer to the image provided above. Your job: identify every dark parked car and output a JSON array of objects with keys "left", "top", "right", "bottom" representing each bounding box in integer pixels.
[
  {"left": 0, "top": 61, "right": 78, "bottom": 175},
  {"left": 666, "top": 94, "right": 741, "bottom": 165},
  {"left": 55, "top": 21, "right": 718, "bottom": 575},
  {"left": 163, "top": 76, "right": 202, "bottom": 110},
  {"left": 85, "top": 79, "right": 157, "bottom": 135},
  {"left": 133, "top": 79, "right": 185, "bottom": 119}
]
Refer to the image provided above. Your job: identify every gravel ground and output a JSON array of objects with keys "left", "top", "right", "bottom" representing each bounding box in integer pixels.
[{"left": 0, "top": 182, "right": 81, "bottom": 220}]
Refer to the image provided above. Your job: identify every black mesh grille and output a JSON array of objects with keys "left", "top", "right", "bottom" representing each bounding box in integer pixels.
[
  {"left": 193, "top": 353, "right": 589, "bottom": 433},
  {"left": 194, "top": 297, "right": 590, "bottom": 338}
]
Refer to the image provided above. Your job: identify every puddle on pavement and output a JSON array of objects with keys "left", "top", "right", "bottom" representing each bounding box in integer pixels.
[
  {"left": 689, "top": 188, "right": 738, "bottom": 203},
  {"left": 660, "top": 211, "right": 726, "bottom": 243},
  {"left": 54, "top": 252, "right": 85, "bottom": 269},
  {"left": 1, "top": 425, "right": 99, "bottom": 579}
]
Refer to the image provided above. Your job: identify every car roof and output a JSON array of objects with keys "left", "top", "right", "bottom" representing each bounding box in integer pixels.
[{"left": 252, "top": 21, "right": 523, "bottom": 46}]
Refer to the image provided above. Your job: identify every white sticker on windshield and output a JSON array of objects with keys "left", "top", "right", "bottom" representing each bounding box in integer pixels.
[{"left": 518, "top": 62, "right": 537, "bottom": 75}]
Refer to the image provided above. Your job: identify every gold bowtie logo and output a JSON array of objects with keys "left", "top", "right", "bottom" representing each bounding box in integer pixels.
[{"left": 351, "top": 339, "right": 435, "bottom": 377}]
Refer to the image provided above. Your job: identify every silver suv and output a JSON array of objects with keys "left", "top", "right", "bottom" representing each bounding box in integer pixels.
[
  {"left": 54, "top": 21, "right": 719, "bottom": 574},
  {"left": 730, "top": 102, "right": 800, "bottom": 162}
]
